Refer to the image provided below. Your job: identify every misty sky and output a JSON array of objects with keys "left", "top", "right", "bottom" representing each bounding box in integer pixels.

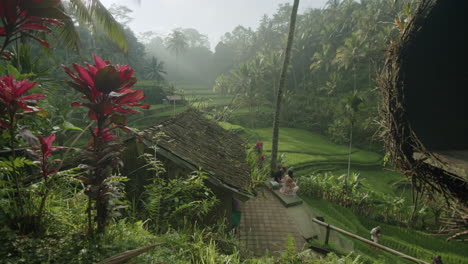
[{"left": 101, "top": 0, "right": 328, "bottom": 49}]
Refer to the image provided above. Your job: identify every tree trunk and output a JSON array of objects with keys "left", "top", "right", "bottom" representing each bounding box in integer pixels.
[
  {"left": 270, "top": 0, "right": 300, "bottom": 170},
  {"left": 346, "top": 122, "right": 353, "bottom": 188}
]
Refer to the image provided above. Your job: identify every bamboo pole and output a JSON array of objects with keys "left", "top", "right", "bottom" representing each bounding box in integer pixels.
[{"left": 312, "top": 218, "right": 429, "bottom": 264}]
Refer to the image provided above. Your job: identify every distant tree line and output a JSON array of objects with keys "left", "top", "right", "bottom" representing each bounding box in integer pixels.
[{"left": 212, "top": 0, "right": 416, "bottom": 151}]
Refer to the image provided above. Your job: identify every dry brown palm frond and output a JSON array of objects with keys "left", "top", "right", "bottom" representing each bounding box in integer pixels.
[
  {"left": 97, "top": 243, "right": 164, "bottom": 264},
  {"left": 377, "top": 0, "right": 468, "bottom": 204}
]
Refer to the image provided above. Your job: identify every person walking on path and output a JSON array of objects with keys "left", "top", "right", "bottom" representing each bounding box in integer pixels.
[
  {"left": 370, "top": 226, "right": 382, "bottom": 248},
  {"left": 432, "top": 255, "right": 443, "bottom": 264}
]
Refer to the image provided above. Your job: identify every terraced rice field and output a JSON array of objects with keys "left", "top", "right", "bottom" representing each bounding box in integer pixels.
[
  {"left": 303, "top": 197, "right": 468, "bottom": 264},
  {"left": 246, "top": 127, "right": 382, "bottom": 172}
]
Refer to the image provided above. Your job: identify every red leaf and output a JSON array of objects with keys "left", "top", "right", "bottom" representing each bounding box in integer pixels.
[
  {"left": 26, "top": 34, "right": 50, "bottom": 48},
  {"left": 20, "top": 23, "right": 50, "bottom": 31},
  {"left": 139, "top": 103, "right": 150, "bottom": 109},
  {"left": 93, "top": 128, "right": 115, "bottom": 142},
  {"left": 47, "top": 169, "right": 58, "bottom": 175},
  {"left": 21, "top": 93, "right": 46, "bottom": 101},
  {"left": 93, "top": 54, "right": 106, "bottom": 69},
  {"left": 88, "top": 111, "right": 97, "bottom": 121},
  {"left": 0, "top": 75, "right": 44, "bottom": 113},
  {"left": 72, "top": 64, "right": 94, "bottom": 88},
  {"left": 37, "top": 134, "right": 55, "bottom": 158},
  {"left": 12, "top": 77, "right": 37, "bottom": 97},
  {"left": 117, "top": 90, "right": 144, "bottom": 104}
]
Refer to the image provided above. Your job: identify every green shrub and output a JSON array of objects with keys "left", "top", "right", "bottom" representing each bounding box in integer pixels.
[
  {"left": 298, "top": 172, "right": 415, "bottom": 225},
  {"left": 143, "top": 170, "right": 219, "bottom": 233}
]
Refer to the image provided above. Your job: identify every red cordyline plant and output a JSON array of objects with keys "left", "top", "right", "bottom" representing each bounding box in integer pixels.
[
  {"left": 0, "top": 75, "right": 45, "bottom": 215},
  {"left": 0, "top": 75, "right": 45, "bottom": 126},
  {"left": 63, "top": 54, "right": 149, "bottom": 234},
  {"left": 254, "top": 142, "right": 263, "bottom": 153},
  {"left": 254, "top": 142, "right": 266, "bottom": 166},
  {"left": 0, "top": 0, "right": 64, "bottom": 56},
  {"left": 21, "top": 131, "right": 61, "bottom": 229}
]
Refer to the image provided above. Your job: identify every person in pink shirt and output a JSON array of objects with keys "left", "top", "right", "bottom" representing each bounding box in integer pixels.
[{"left": 280, "top": 170, "right": 299, "bottom": 195}]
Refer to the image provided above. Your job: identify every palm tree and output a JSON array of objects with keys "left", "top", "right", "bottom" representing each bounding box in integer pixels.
[
  {"left": 270, "top": 0, "right": 300, "bottom": 170},
  {"left": 343, "top": 90, "right": 363, "bottom": 188},
  {"left": 165, "top": 29, "right": 188, "bottom": 66},
  {"left": 64, "top": 0, "right": 129, "bottom": 52},
  {"left": 144, "top": 56, "right": 166, "bottom": 81},
  {"left": 262, "top": 50, "right": 282, "bottom": 101},
  {"left": 334, "top": 32, "right": 365, "bottom": 90}
]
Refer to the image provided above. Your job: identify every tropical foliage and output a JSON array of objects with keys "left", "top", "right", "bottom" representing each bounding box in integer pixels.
[
  {"left": 1, "top": 0, "right": 464, "bottom": 263},
  {"left": 298, "top": 171, "right": 451, "bottom": 229},
  {"left": 63, "top": 54, "right": 149, "bottom": 234},
  {"left": 211, "top": 0, "right": 416, "bottom": 151}
]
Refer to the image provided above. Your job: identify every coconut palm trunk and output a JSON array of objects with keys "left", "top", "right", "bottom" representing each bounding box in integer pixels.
[
  {"left": 270, "top": 0, "right": 300, "bottom": 170},
  {"left": 346, "top": 120, "right": 354, "bottom": 187}
]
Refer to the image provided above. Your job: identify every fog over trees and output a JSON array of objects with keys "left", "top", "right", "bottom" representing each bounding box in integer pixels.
[{"left": 2, "top": 1, "right": 467, "bottom": 263}]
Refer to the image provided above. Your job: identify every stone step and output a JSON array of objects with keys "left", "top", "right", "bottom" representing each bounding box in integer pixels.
[{"left": 269, "top": 188, "right": 303, "bottom": 208}]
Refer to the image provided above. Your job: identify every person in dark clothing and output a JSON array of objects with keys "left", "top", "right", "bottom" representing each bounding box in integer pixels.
[
  {"left": 432, "top": 255, "right": 443, "bottom": 264},
  {"left": 272, "top": 166, "right": 286, "bottom": 182}
]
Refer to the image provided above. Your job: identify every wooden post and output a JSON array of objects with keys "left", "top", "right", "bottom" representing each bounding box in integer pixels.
[
  {"left": 324, "top": 224, "right": 331, "bottom": 245},
  {"left": 312, "top": 218, "right": 429, "bottom": 264}
]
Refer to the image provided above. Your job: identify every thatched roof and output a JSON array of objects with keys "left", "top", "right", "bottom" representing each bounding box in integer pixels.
[
  {"left": 378, "top": 0, "right": 468, "bottom": 202},
  {"left": 138, "top": 110, "right": 251, "bottom": 194}
]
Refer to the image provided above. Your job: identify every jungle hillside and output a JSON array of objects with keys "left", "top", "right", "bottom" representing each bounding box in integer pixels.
[{"left": 1, "top": 0, "right": 467, "bottom": 263}]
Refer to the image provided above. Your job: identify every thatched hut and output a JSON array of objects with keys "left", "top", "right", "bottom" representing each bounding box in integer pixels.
[
  {"left": 379, "top": 0, "right": 468, "bottom": 203},
  {"left": 123, "top": 110, "right": 252, "bottom": 223}
]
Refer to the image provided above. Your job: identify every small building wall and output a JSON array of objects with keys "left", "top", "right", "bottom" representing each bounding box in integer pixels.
[
  {"left": 122, "top": 138, "right": 193, "bottom": 200},
  {"left": 122, "top": 138, "right": 244, "bottom": 227},
  {"left": 205, "top": 182, "right": 234, "bottom": 226}
]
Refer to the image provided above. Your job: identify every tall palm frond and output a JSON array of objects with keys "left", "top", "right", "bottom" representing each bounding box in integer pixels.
[
  {"left": 69, "top": 0, "right": 128, "bottom": 52},
  {"left": 54, "top": 2, "right": 81, "bottom": 51}
]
